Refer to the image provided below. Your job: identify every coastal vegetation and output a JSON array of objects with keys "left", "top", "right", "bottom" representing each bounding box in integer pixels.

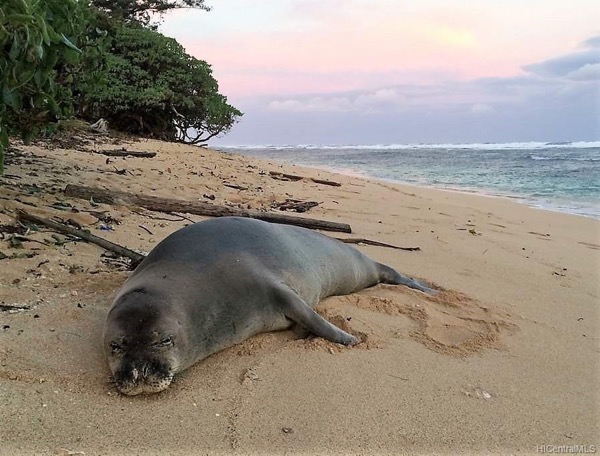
[{"left": 0, "top": 0, "right": 241, "bottom": 173}]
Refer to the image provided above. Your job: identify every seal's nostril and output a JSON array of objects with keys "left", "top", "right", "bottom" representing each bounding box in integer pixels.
[{"left": 142, "top": 364, "right": 150, "bottom": 377}]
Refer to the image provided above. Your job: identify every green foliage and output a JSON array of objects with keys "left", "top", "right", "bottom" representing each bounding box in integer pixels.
[
  {"left": 0, "top": 0, "right": 90, "bottom": 173},
  {"left": 84, "top": 25, "right": 241, "bottom": 143},
  {"left": 1, "top": 0, "right": 240, "bottom": 174},
  {"left": 92, "top": 0, "right": 210, "bottom": 28}
]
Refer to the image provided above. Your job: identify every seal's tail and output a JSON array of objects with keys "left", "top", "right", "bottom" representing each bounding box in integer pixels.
[{"left": 377, "top": 263, "right": 437, "bottom": 294}]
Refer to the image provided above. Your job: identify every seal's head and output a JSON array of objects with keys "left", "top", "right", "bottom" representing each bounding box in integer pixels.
[{"left": 103, "top": 288, "right": 188, "bottom": 395}]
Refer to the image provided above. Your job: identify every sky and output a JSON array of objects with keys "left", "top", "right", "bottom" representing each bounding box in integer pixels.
[{"left": 161, "top": 0, "right": 600, "bottom": 145}]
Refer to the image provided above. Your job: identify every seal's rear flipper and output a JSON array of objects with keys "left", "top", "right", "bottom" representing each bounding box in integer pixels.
[
  {"left": 377, "top": 263, "right": 438, "bottom": 295},
  {"left": 277, "top": 288, "right": 359, "bottom": 346}
]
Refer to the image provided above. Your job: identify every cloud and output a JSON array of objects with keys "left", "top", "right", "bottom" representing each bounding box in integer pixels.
[
  {"left": 267, "top": 96, "right": 354, "bottom": 112},
  {"left": 263, "top": 78, "right": 524, "bottom": 114},
  {"left": 214, "top": 33, "right": 600, "bottom": 144},
  {"left": 566, "top": 63, "right": 600, "bottom": 81},
  {"left": 264, "top": 34, "right": 599, "bottom": 116},
  {"left": 581, "top": 35, "right": 600, "bottom": 49},
  {"left": 523, "top": 49, "right": 600, "bottom": 79},
  {"left": 522, "top": 35, "right": 600, "bottom": 79},
  {"left": 470, "top": 103, "right": 495, "bottom": 114}
]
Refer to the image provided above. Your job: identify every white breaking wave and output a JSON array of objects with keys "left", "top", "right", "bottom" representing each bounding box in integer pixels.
[{"left": 214, "top": 141, "right": 600, "bottom": 151}]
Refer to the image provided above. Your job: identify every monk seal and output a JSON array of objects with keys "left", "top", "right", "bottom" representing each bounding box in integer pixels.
[{"left": 103, "top": 217, "right": 435, "bottom": 395}]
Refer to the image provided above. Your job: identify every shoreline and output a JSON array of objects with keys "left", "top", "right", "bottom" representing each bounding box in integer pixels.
[{"left": 216, "top": 149, "right": 600, "bottom": 220}]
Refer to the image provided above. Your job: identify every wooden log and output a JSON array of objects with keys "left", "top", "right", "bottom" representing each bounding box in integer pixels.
[
  {"left": 310, "top": 177, "right": 342, "bottom": 187},
  {"left": 332, "top": 237, "right": 421, "bottom": 251},
  {"left": 96, "top": 150, "right": 156, "bottom": 158},
  {"left": 269, "top": 171, "right": 341, "bottom": 187},
  {"left": 269, "top": 171, "right": 303, "bottom": 182},
  {"left": 64, "top": 184, "right": 352, "bottom": 233},
  {"left": 16, "top": 209, "right": 145, "bottom": 268}
]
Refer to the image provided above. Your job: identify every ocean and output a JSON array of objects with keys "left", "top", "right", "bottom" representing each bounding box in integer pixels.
[{"left": 214, "top": 142, "right": 600, "bottom": 219}]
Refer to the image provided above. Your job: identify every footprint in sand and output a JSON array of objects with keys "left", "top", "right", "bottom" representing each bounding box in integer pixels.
[{"left": 319, "top": 284, "right": 515, "bottom": 357}]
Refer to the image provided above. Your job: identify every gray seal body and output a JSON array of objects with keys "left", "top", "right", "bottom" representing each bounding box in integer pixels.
[{"left": 103, "top": 217, "right": 434, "bottom": 395}]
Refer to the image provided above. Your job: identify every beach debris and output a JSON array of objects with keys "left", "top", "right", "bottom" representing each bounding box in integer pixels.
[
  {"left": 0, "top": 304, "right": 30, "bottom": 313},
  {"left": 272, "top": 199, "right": 321, "bottom": 213},
  {"left": 331, "top": 237, "right": 421, "bottom": 251},
  {"left": 528, "top": 231, "right": 551, "bottom": 238},
  {"left": 281, "top": 427, "right": 294, "bottom": 434},
  {"left": 386, "top": 373, "right": 409, "bottom": 381},
  {"left": 100, "top": 252, "right": 135, "bottom": 271},
  {"left": 138, "top": 224, "right": 153, "bottom": 235},
  {"left": 84, "top": 210, "right": 120, "bottom": 225},
  {"left": 50, "top": 201, "right": 75, "bottom": 211},
  {"left": 55, "top": 448, "right": 86, "bottom": 456},
  {"left": 65, "top": 218, "right": 83, "bottom": 230},
  {"left": 16, "top": 209, "right": 145, "bottom": 270},
  {"left": 223, "top": 183, "right": 248, "bottom": 191},
  {"left": 240, "top": 368, "right": 260, "bottom": 385},
  {"left": 203, "top": 194, "right": 216, "bottom": 200},
  {"left": 553, "top": 269, "right": 567, "bottom": 277},
  {"left": 90, "top": 118, "right": 108, "bottom": 133},
  {"left": 468, "top": 229, "right": 481, "bottom": 236},
  {"left": 464, "top": 385, "right": 493, "bottom": 400},
  {"left": 64, "top": 184, "right": 352, "bottom": 233},
  {"left": 0, "top": 223, "right": 29, "bottom": 236},
  {"left": 269, "top": 171, "right": 342, "bottom": 187},
  {"left": 95, "top": 148, "right": 156, "bottom": 158}
]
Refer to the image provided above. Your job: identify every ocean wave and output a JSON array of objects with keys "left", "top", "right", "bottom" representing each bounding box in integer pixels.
[
  {"left": 529, "top": 154, "right": 600, "bottom": 162},
  {"left": 214, "top": 141, "right": 600, "bottom": 151},
  {"left": 529, "top": 155, "right": 561, "bottom": 160}
]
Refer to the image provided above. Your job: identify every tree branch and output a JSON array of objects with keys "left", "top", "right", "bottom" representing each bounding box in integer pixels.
[{"left": 16, "top": 209, "right": 145, "bottom": 268}]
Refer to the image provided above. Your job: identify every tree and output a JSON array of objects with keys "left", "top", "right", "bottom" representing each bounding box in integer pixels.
[
  {"left": 0, "top": 0, "right": 92, "bottom": 173},
  {"left": 92, "top": 0, "right": 210, "bottom": 27},
  {"left": 83, "top": 25, "right": 241, "bottom": 143}
]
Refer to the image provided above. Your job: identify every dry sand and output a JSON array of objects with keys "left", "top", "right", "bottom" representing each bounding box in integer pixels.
[{"left": 0, "top": 135, "right": 598, "bottom": 455}]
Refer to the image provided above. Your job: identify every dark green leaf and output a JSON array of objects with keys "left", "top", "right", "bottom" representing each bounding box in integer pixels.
[
  {"left": 3, "top": 88, "right": 22, "bottom": 110},
  {"left": 60, "top": 33, "right": 81, "bottom": 52}
]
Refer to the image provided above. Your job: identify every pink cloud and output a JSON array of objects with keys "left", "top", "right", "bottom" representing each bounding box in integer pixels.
[{"left": 164, "top": 1, "right": 600, "bottom": 98}]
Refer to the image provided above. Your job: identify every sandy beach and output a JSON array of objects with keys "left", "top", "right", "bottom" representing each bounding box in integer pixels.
[{"left": 0, "top": 135, "right": 598, "bottom": 455}]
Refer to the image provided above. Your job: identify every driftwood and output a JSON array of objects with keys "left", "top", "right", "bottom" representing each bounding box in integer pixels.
[
  {"left": 13, "top": 212, "right": 411, "bottom": 278},
  {"left": 90, "top": 118, "right": 108, "bottom": 134},
  {"left": 16, "top": 209, "right": 145, "bottom": 268},
  {"left": 272, "top": 199, "right": 320, "bottom": 213},
  {"left": 96, "top": 149, "right": 156, "bottom": 158},
  {"left": 332, "top": 237, "right": 421, "bottom": 251},
  {"left": 269, "top": 171, "right": 342, "bottom": 187},
  {"left": 223, "top": 183, "right": 248, "bottom": 191},
  {"left": 0, "top": 304, "right": 30, "bottom": 313},
  {"left": 64, "top": 184, "right": 352, "bottom": 233}
]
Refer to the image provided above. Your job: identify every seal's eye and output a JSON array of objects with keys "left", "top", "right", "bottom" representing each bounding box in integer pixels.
[
  {"left": 155, "top": 336, "right": 174, "bottom": 347},
  {"left": 110, "top": 342, "right": 122, "bottom": 354}
]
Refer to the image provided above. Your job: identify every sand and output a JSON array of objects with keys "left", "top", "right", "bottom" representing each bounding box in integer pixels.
[{"left": 0, "top": 134, "right": 598, "bottom": 455}]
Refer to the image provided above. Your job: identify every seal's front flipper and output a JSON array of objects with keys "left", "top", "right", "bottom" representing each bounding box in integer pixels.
[
  {"left": 276, "top": 288, "right": 359, "bottom": 346},
  {"left": 377, "top": 263, "right": 438, "bottom": 294}
]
